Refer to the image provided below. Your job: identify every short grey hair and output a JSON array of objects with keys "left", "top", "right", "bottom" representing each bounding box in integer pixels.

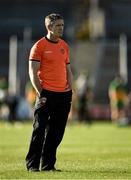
[{"left": 45, "top": 13, "right": 64, "bottom": 27}]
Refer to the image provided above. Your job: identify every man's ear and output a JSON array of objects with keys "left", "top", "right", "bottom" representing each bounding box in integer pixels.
[{"left": 48, "top": 24, "right": 52, "bottom": 31}]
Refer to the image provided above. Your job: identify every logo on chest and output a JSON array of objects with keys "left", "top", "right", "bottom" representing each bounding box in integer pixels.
[
  {"left": 60, "top": 48, "right": 65, "bottom": 54},
  {"left": 44, "top": 51, "right": 53, "bottom": 54}
]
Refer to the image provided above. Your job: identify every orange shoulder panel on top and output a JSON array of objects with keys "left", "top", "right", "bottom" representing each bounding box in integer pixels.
[{"left": 29, "top": 37, "right": 46, "bottom": 61}]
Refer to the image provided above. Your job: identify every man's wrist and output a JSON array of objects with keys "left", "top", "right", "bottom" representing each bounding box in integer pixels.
[{"left": 37, "top": 89, "right": 42, "bottom": 97}]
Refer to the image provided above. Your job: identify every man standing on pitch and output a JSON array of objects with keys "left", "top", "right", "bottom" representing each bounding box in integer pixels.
[{"left": 26, "top": 13, "right": 73, "bottom": 172}]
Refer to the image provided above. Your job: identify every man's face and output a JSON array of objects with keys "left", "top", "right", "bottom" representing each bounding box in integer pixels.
[{"left": 50, "top": 19, "right": 64, "bottom": 38}]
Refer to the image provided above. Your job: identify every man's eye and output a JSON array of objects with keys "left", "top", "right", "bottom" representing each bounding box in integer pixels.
[{"left": 59, "top": 24, "right": 64, "bottom": 27}]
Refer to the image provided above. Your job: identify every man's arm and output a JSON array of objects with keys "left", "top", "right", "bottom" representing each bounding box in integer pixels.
[
  {"left": 66, "top": 64, "right": 73, "bottom": 90},
  {"left": 29, "top": 60, "right": 42, "bottom": 97}
]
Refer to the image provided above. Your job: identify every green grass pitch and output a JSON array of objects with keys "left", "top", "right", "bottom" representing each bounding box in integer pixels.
[{"left": 0, "top": 121, "right": 131, "bottom": 179}]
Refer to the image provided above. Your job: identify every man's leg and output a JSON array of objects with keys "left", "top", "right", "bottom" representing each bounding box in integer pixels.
[
  {"left": 41, "top": 94, "right": 72, "bottom": 170},
  {"left": 26, "top": 99, "right": 49, "bottom": 171}
]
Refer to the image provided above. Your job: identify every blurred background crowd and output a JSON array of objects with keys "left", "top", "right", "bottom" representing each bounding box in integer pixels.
[{"left": 0, "top": 0, "right": 131, "bottom": 126}]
